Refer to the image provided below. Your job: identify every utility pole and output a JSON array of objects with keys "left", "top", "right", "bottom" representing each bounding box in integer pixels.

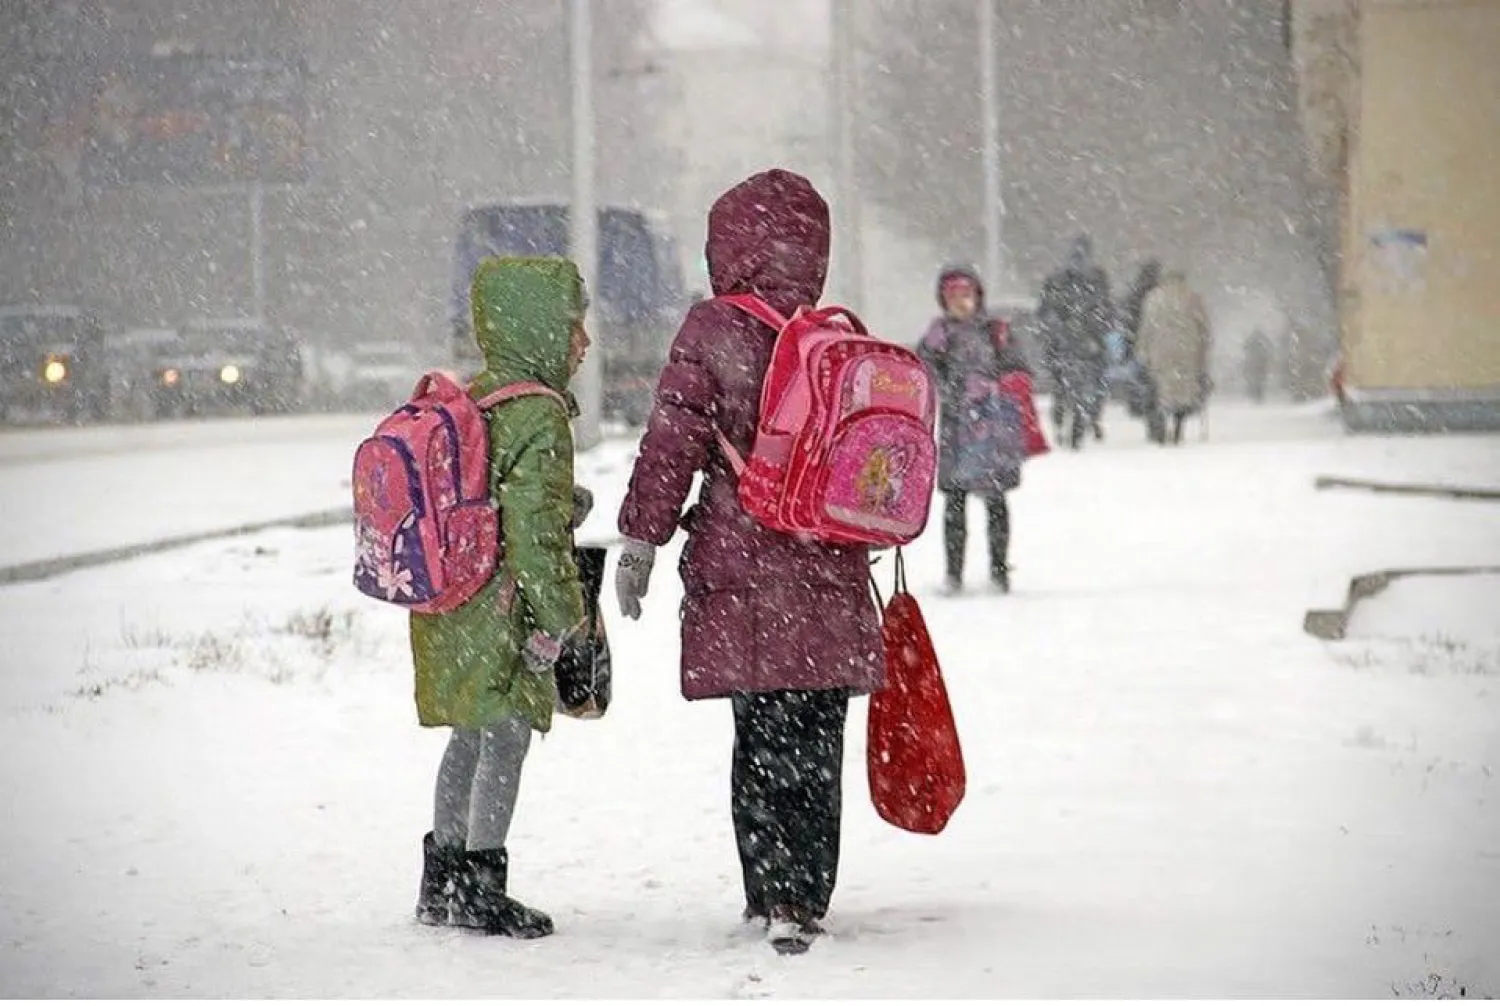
[
  {"left": 979, "top": 0, "right": 1005, "bottom": 292},
  {"left": 829, "top": 0, "right": 863, "bottom": 308},
  {"left": 249, "top": 182, "right": 266, "bottom": 321},
  {"left": 570, "top": 0, "right": 601, "bottom": 449}
]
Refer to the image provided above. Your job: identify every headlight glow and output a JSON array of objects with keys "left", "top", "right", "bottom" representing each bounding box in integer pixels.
[
  {"left": 161, "top": 368, "right": 181, "bottom": 387},
  {"left": 42, "top": 358, "right": 68, "bottom": 385},
  {"left": 219, "top": 364, "right": 242, "bottom": 385}
]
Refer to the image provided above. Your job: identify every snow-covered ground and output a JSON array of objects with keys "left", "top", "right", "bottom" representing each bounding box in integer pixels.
[
  {"left": 1345, "top": 574, "right": 1500, "bottom": 645},
  {"left": 0, "top": 414, "right": 377, "bottom": 569},
  {"left": 1, "top": 402, "right": 1498, "bottom": 997}
]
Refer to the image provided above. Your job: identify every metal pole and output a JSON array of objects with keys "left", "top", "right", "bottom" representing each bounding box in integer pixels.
[
  {"left": 830, "top": 0, "right": 863, "bottom": 308},
  {"left": 250, "top": 182, "right": 266, "bottom": 321},
  {"left": 979, "top": 0, "right": 1004, "bottom": 291},
  {"left": 570, "top": 0, "right": 601, "bottom": 449}
]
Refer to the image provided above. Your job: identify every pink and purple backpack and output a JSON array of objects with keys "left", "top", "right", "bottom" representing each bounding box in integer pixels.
[
  {"left": 352, "top": 371, "right": 564, "bottom": 613},
  {"left": 714, "top": 295, "right": 938, "bottom": 548}
]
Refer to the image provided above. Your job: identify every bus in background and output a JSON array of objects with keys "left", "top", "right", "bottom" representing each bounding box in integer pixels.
[{"left": 451, "top": 202, "right": 685, "bottom": 426}]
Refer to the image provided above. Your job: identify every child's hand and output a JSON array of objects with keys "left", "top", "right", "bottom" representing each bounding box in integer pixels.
[{"left": 521, "top": 630, "right": 563, "bottom": 675}]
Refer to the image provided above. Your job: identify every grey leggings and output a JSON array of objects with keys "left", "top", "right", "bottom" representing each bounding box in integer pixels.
[{"left": 433, "top": 717, "right": 532, "bottom": 852}]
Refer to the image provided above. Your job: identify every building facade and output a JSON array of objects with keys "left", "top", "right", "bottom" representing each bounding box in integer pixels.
[{"left": 1335, "top": 0, "right": 1500, "bottom": 431}]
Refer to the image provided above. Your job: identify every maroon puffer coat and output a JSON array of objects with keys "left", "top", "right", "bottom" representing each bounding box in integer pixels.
[{"left": 617, "top": 169, "right": 886, "bottom": 700}]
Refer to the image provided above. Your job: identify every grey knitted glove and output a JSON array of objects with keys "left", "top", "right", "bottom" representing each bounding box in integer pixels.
[{"left": 614, "top": 538, "right": 657, "bottom": 621}]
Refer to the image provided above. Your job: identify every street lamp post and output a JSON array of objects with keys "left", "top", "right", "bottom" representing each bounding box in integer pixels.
[
  {"left": 979, "top": 0, "right": 1005, "bottom": 291},
  {"left": 830, "top": 0, "right": 863, "bottom": 308},
  {"left": 249, "top": 182, "right": 266, "bottom": 321},
  {"left": 570, "top": 0, "right": 601, "bottom": 450}
]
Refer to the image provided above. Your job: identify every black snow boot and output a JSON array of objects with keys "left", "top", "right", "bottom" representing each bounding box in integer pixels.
[
  {"left": 451, "top": 847, "right": 554, "bottom": 939},
  {"left": 416, "top": 832, "right": 461, "bottom": 926},
  {"left": 742, "top": 901, "right": 769, "bottom": 929},
  {"left": 767, "top": 904, "right": 825, "bottom": 956},
  {"left": 991, "top": 565, "right": 1011, "bottom": 594}
]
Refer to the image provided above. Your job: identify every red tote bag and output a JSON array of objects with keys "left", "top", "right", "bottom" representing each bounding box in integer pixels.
[
  {"left": 997, "top": 370, "right": 1051, "bottom": 459},
  {"left": 867, "top": 552, "right": 966, "bottom": 834}
]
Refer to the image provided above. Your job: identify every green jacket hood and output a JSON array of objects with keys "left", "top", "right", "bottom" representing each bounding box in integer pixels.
[{"left": 469, "top": 256, "right": 586, "bottom": 394}]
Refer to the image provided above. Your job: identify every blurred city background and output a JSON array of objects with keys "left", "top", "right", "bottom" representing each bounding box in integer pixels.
[{"left": 1, "top": 1, "right": 1492, "bottom": 431}]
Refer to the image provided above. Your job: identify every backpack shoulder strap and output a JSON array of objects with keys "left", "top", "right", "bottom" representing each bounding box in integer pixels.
[
  {"left": 709, "top": 296, "right": 786, "bottom": 473},
  {"left": 712, "top": 426, "right": 747, "bottom": 477},
  {"left": 716, "top": 293, "right": 788, "bottom": 332},
  {"left": 473, "top": 381, "right": 568, "bottom": 412}
]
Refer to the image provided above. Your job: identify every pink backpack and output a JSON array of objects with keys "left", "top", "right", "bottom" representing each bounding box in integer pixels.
[
  {"left": 714, "top": 294, "right": 938, "bottom": 547},
  {"left": 352, "top": 371, "right": 565, "bottom": 613}
]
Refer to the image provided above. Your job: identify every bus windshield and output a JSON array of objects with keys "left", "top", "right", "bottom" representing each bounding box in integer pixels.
[{"left": 451, "top": 203, "right": 680, "bottom": 335}]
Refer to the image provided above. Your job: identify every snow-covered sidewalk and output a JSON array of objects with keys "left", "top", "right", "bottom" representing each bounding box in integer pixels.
[{"left": 1, "top": 406, "right": 1497, "bottom": 996}]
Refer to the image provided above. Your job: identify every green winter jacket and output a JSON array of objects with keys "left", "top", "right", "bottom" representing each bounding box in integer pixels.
[{"left": 410, "top": 256, "right": 587, "bottom": 733}]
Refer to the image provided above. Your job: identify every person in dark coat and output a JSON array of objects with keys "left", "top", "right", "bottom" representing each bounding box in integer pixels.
[
  {"left": 1119, "top": 258, "right": 1165, "bottom": 438},
  {"left": 918, "top": 265, "right": 1038, "bottom": 594},
  {"left": 1037, "top": 234, "right": 1112, "bottom": 450},
  {"left": 613, "top": 169, "right": 885, "bottom": 953},
  {"left": 1243, "top": 328, "right": 1272, "bottom": 403}
]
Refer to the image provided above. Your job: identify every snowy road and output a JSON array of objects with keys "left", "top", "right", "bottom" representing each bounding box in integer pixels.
[
  {"left": 1, "top": 403, "right": 1498, "bottom": 996},
  {"left": 0, "top": 414, "right": 374, "bottom": 570},
  {"left": 0, "top": 413, "right": 637, "bottom": 573}
]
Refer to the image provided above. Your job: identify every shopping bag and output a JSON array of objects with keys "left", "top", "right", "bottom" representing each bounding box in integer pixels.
[
  {"left": 867, "top": 552, "right": 966, "bottom": 834},
  {"left": 997, "top": 370, "right": 1050, "bottom": 458},
  {"left": 555, "top": 545, "right": 612, "bottom": 719}
]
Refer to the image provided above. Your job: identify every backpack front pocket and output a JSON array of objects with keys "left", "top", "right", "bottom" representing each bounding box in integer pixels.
[{"left": 818, "top": 411, "right": 936, "bottom": 543}]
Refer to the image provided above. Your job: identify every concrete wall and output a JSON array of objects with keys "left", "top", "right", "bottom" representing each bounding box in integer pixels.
[{"left": 1341, "top": 0, "right": 1500, "bottom": 429}]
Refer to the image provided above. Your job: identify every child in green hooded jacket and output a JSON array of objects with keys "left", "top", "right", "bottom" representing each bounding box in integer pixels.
[{"left": 411, "top": 256, "right": 591, "bottom": 938}]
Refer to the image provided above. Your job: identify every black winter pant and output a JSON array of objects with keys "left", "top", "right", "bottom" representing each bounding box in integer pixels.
[
  {"left": 944, "top": 491, "right": 1010, "bottom": 581},
  {"left": 731, "top": 688, "right": 848, "bottom": 919},
  {"left": 1152, "top": 408, "right": 1191, "bottom": 445},
  {"left": 1050, "top": 374, "right": 1087, "bottom": 450},
  {"left": 1050, "top": 365, "right": 1102, "bottom": 449}
]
